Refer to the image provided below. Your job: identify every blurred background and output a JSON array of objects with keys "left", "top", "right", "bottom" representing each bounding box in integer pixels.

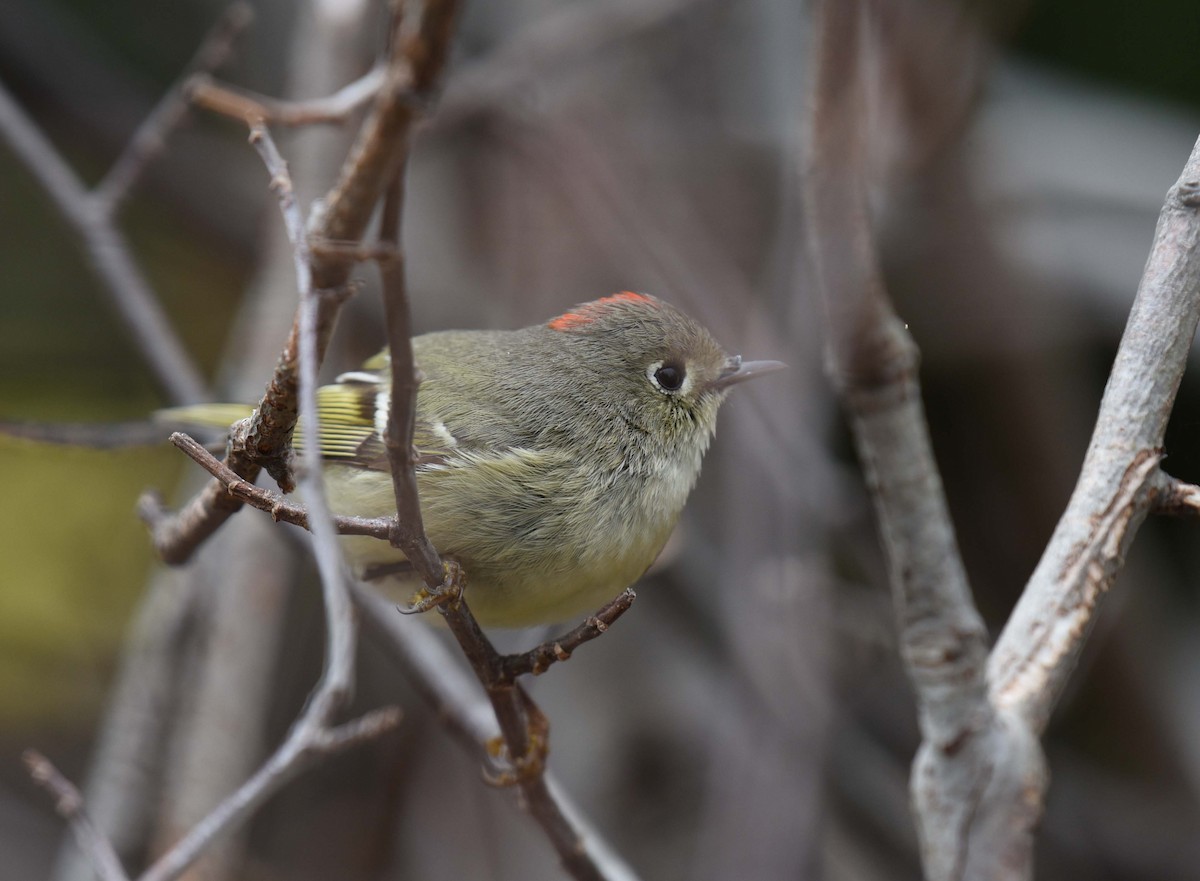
[{"left": 3, "top": 0, "right": 1200, "bottom": 878}]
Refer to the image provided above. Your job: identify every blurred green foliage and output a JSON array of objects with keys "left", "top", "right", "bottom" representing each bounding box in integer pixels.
[
  {"left": 1017, "top": 0, "right": 1200, "bottom": 110},
  {"left": 0, "top": 114, "right": 245, "bottom": 727},
  {"left": 0, "top": 438, "right": 180, "bottom": 724}
]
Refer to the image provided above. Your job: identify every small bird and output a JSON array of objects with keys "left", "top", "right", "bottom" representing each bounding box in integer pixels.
[{"left": 174, "top": 293, "right": 782, "bottom": 627}]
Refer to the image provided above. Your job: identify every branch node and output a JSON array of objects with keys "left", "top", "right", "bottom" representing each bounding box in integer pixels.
[
  {"left": 1176, "top": 179, "right": 1200, "bottom": 209},
  {"left": 1151, "top": 470, "right": 1200, "bottom": 517}
]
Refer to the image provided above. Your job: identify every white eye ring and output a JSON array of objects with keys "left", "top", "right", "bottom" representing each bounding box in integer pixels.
[{"left": 647, "top": 360, "right": 689, "bottom": 394}]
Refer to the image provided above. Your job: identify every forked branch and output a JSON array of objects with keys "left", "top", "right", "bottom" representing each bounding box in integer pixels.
[{"left": 805, "top": 1, "right": 1200, "bottom": 879}]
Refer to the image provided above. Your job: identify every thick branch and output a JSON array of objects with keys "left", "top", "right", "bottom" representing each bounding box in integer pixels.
[
  {"left": 989, "top": 139, "right": 1200, "bottom": 731},
  {"left": 807, "top": 0, "right": 989, "bottom": 762},
  {"left": 805, "top": 3, "right": 1044, "bottom": 879}
]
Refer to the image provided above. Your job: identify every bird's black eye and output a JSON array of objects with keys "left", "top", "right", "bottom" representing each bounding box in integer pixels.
[{"left": 654, "top": 363, "right": 685, "bottom": 392}]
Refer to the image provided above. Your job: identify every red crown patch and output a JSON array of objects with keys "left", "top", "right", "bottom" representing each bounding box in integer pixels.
[{"left": 548, "top": 292, "right": 656, "bottom": 331}]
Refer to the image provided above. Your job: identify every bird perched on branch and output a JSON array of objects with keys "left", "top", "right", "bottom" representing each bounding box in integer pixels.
[{"left": 168, "top": 292, "right": 783, "bottom": 627}]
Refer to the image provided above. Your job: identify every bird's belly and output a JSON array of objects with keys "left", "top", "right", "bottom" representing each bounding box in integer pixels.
[
  {"left": 340, "top": 525, "right": 666, "bottom": 628},
  {"left": 322, "top": 461, "right": 680, "bottom": 628}
]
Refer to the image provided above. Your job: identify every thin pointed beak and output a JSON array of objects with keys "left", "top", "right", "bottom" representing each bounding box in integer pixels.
[{"left": 709, "top": 356, "right": 787, "bottom": 391}]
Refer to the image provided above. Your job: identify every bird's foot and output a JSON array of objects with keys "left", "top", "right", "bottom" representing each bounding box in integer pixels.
[
  {"left": 482, "top": 695, "right": 550, "bottom": 787},
  {"left": 398, "top": 559, "right": 465, "bottom": 615}
]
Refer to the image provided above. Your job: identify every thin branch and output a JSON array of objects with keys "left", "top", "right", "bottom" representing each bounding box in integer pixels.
[
  {"left": 989, "top": 140, "right": 1200, "bottom": 731},
  {"left": 139, "top": 4, "right": 638, "bottom": 878},
  {"left": 137, "top": 708, "right": 400, "bottom": 881},
  {"left": 251, "top": 119, "right": 357, "bottom": 714},
  {"left": 24, "top": 751, "right": 131, "bottom": 881},
  {"left": 352, "top": 585, "right": 643, "bottom": 881},
  {"left": 93, "top": 2, "right": 253, "bottom": 214},
  {"left": 363, "top": 6, "right": 635, "bottom": 878},
  {"left": 190, "top": 66, "right": 386, "bottom": 127},
  {"left": 0, "top": 419, "right": 170, "bottom": 449},
  {"left": 500, "top": 589, "right": 637, "bottom": 678},
  {"left": 145, "top": 0, "right": 447, "bottom": 563},
  {"left": 378, "top": 176, "right": 444, "bottom": 583},
  {"left": 367, "top": 0, "right": 461, "bottom": 586},
  {"left": 0, "top": 81, "right": 207, "bottom": 405},
  {"left": 134, "top": 123, "right": 400, "bottom": 881},
  {"left": 1151, "top": 471, "right": 1200, "bottom": 517},
  {"left": 163, "top": 431, "right": 394, "bottom": 538}
]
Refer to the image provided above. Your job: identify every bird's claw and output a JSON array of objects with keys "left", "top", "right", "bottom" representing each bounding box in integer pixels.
[
  {"left": 482, "top": 691, "right": 550, "bottom": 787},
  {"left": 482, "top": 728, "right": 549, "bottom": 788},
  {"left": 397, "top": 560, "right": 465, "bottom": 615}
]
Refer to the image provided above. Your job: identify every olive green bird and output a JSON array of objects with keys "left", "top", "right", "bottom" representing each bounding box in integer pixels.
[{"left": 169, "top": 293, "right": 783, "bottom": 628}]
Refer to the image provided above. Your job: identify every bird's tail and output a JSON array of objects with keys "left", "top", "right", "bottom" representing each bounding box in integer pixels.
[{"left": 155, "top": 403, "right": 255, "bottom": 432}]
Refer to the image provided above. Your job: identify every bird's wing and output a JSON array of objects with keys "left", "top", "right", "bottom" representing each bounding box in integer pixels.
[
  {"left": 302, "top": 374, "right": 462, "bottom": 472},
  {"left": 160, "top": 346, "right": 481, "bottom": 473}
]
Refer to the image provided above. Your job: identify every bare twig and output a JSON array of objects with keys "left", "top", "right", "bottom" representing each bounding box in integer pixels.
[
  {"left": 0, "top": 80, "right": 207, "bottom": 405},
  {"left": 144, "top": 0, "right": 445, "bottom": 563},
  {"left": 352, "top": 585, "right": 642, "bottom": 881},
  {"left": 250, "top": 120, "right": 356, "bottom": 713},
  {"left": 190, "top": 66, "right": 386, "bottom": 127},
  {"left": 377, "top": 179, "right": 445, "bottom": 582},
  {"left": 93, "top": 2, "right": 253, "bottom": 214},
  {"left": 135, "top": 4, "right": 638, "bottom": 878},
  {"left": 360, "top": 6, "right": 636, "bottom": 879},
  {"left": 0, "top": 419, "right": 170, "bottom": 448},
  {"left": 0, "top": 3, "right": 254, "bottom": 404},
  {"left": 164, "top": 431, "right": 394, "bottom": 538},
  {"left": 500, "top": 589, "right": 637, "bottom": 678},
  {"left": 24, "top": 751, "right": 132, "bottom": 881},
  {"left": 1151, "top": 471, "right": 1200, "bottom": 517},
  {"left": 133, "top": 123, "right": 401, "bottom": 881},
  {"left": 989, "top": 143, "right": 1200, "bottom": 730},
  {"left": 137, "top": 708, "right": 400, "bottom": 881}
]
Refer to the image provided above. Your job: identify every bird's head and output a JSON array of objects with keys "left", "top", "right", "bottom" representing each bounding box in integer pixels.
[{"left": 543, "top": 292, "right": 784, "bottom": 448}]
